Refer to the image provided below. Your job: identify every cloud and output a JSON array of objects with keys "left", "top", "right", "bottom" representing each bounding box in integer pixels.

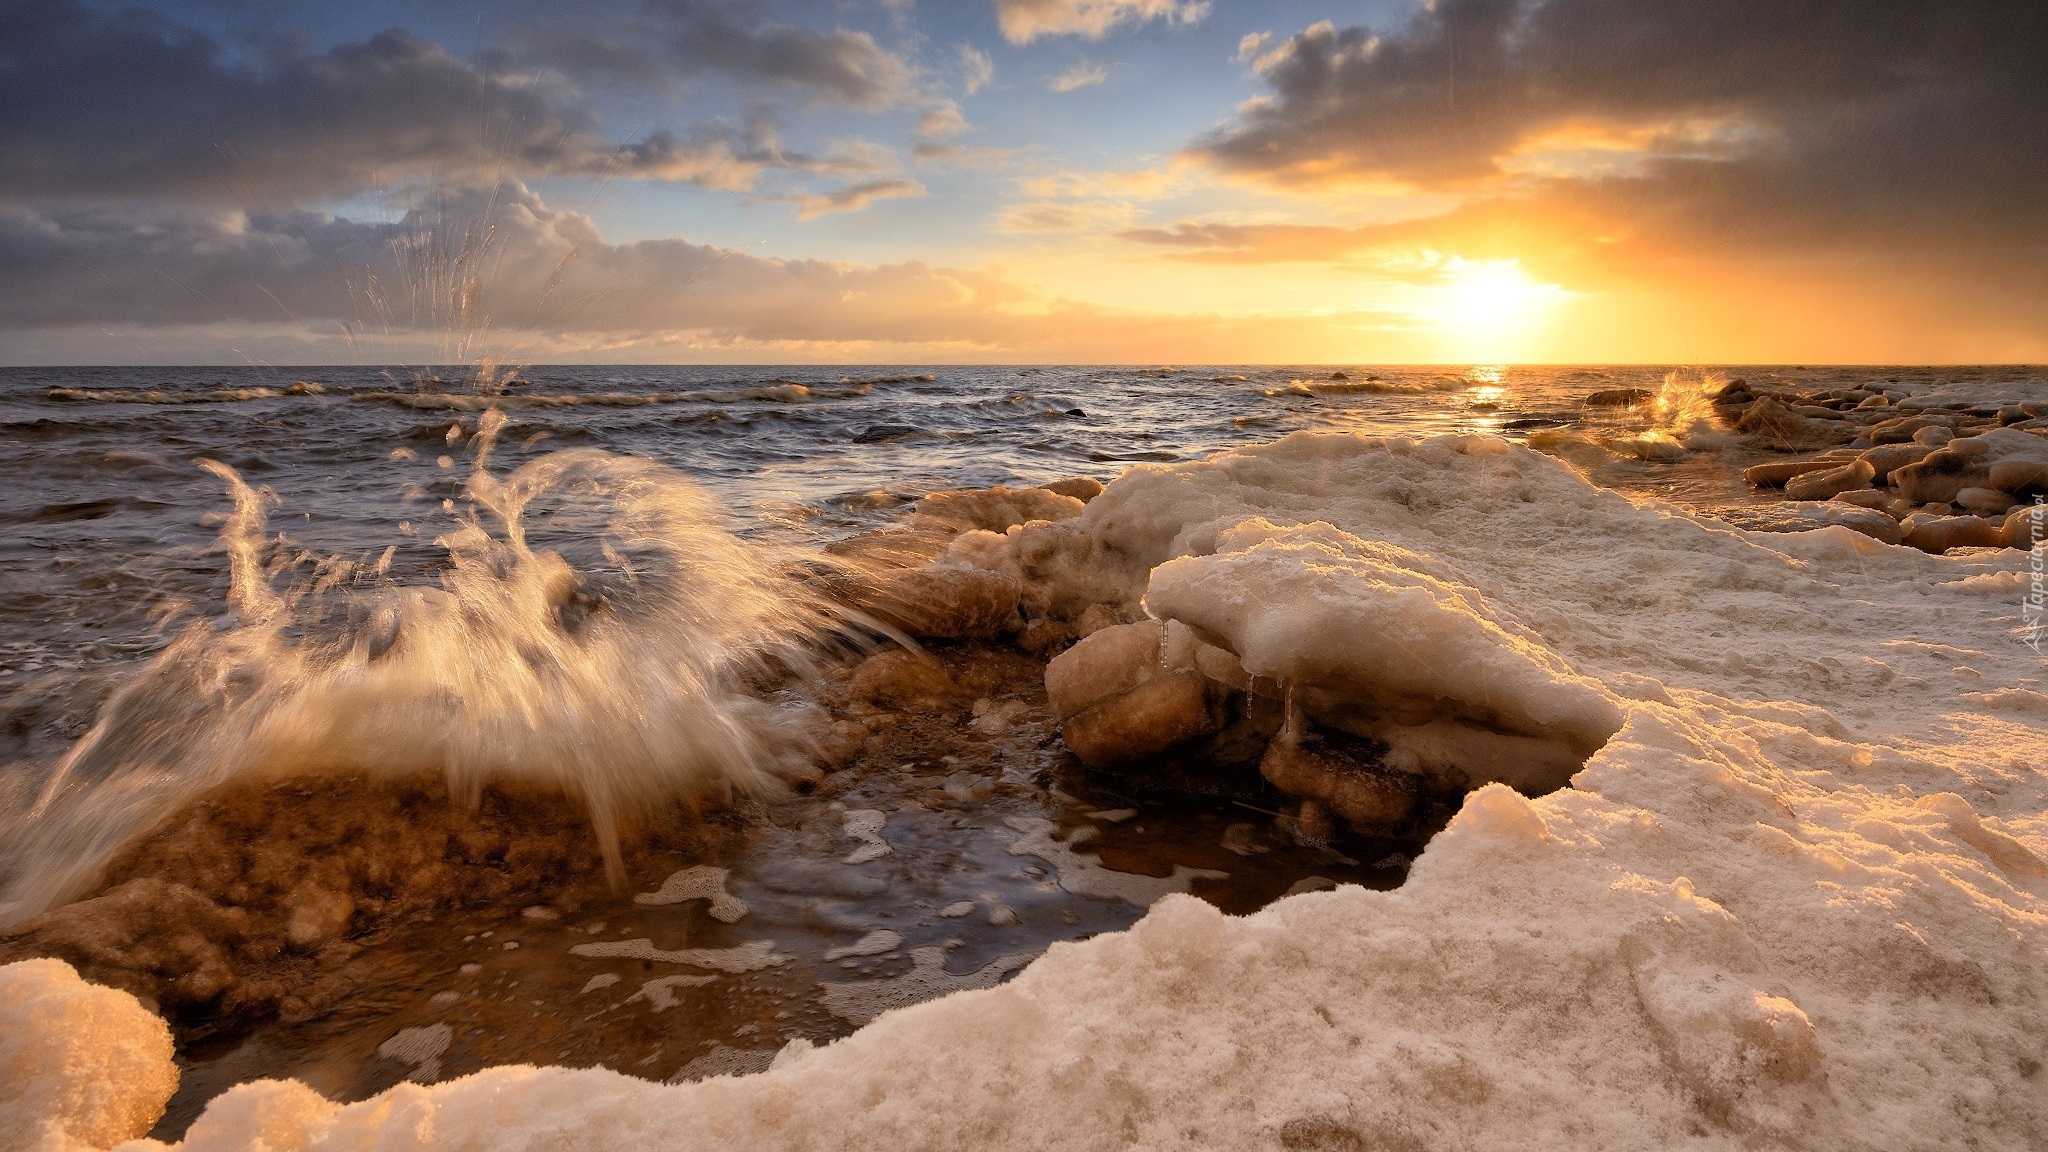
[
  {"left": 1048, "top": 62, "right": 1108, "bottom": 92},
  {"left": 0, "top": 0, "right": 918, "bottom": 205},
  {"left": 995, "top": 200, "right": 1139, "bottom": 234},
  {"left": 994, "top": 0, "right": 1207, "bottom": 45},
  {"left": 0, "top": 183, "right": 1427, "bottom": 362},
  {"left": 493, "top": 0, "right": 916, "bottom": 111},
  {"left": 793, "top": 178, "right": 927, "bottom": 219},
  {"left": 958, "top": 44, "right": 996, "bottom": 95},
  {"left": 1184, "top": 1, "right": 2048, "bottom": 292}
]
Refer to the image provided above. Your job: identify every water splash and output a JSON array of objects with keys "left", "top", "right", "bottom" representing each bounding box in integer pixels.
[{"left": 0, "top": 412, "right": 854, "bottom": 923}]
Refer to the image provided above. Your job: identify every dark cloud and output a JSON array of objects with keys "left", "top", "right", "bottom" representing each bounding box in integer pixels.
[
  {"left": 1196, "top": 1, "right": 2048, "bottom": 256},
  {"left": 491, "top": 0, "right": 915, "bottom": 110},
  {"left": 0, "top": 0, "right": 913, "bottom": 203}
]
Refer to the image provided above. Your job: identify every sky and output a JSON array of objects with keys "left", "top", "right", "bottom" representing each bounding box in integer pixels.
[{"left": 0, "top": 0, "right": 2043, "bottom": 365}]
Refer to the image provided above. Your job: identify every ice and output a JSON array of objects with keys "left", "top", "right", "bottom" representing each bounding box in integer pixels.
[
  {"left": 840, "top": 809, "right": 893, "bottom": 865},
  {"left": 668, "top": 1045, "right": 777, "bottom": 1083},
  {"left": 568, "top": 939, "right": 791, "bottom": 973},
  {"left": 634, "top": 866, "right": 748, "bottom": 923},
  {"left": 11, "top": 431, "right": 2048, "bottom": 1150},
  {"left": 1004, "top": 816, "right": 1226, "bottom": 906},
  {"left": 376, "top": 1023, "right": 452, "bottom": 1083},
  {"left": 0, "top": 958, "right": 176, "bottom": 1152},
  {"left": 819, "top": 946, "right": 1039, "bottom": 1026},
  {"left": 577, "top": 974, "right": 620, "bottom": 993},
  {"left": 622, "top": 975, "right": 717, "bottom": 1012},
  {"left": 822, "top": 930, "right": 903, "bottom": 961}
]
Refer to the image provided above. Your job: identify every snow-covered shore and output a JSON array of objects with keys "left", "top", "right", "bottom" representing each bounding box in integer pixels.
[{"left": 6, "top": 431, "right": 2045, "bottom": 1151}]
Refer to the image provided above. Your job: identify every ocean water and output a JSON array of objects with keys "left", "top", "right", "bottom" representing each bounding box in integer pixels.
[{"left": 0, "top": 360, "right": 2027, "bottom": 1130}]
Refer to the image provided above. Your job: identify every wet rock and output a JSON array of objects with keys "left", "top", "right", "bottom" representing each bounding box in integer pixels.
[
  {"left": 1988, "top": 458, "right": 2048, "bottom": 498},
  {"left": 1743, "top": 459, "right": 1840, "bottom": 488},
  {"left": 914, "top": 486, "right": 1085, "bottom": 533},
  {"left": 1912, "top": 426, "right": 1954, "bottom": 447},
  {"left": 1901, "top": 513, "right": 2004, "bottom": 554},
  {"left": 1259, "top": 738, "right": 1418, "bottom": 832},
  {"left": 851, "top": 565, "right": 1021, "bottom": 638},
  {"left": 1859, "top": 443, "right": 1937, "bottom": 484},
  {"left": 1736, "top": 397, "right": 1852, "bottom": 449},
  {"left": 849, "top": 649, "right": 955, "bottom": 709},
  {"left": 283, "top": 884, "right": 355, "bottom": 950},
  {"left": 1954, "top": 488, "right": 2016, "bottom": 517},
  {"left": 817, "top": 720, "right": 869, "bottom": 770},
  {"left": 2002, "top": 505, "right": 2048, "bottom": 548},
  {"left": 1046, "top": 621, "right": 1163, "bottom": 720},
  {"left": 1060, "top": 672, "right": 1226, "bottom": 769},
  {"left": 1584, "top": 388, "right": 1654, "bottom": 407},
  {"left": 1071, "top": 603, "right": 1124, "bottom": 639},
  {"left": 1014, "top": 617, "right": 1076, "bottom": 656},
  {"left": 1037, "top": 477, "right": 1104, "bottom": 502},
  {"left": 1784, "top": 459, "right": 1875, "bottom": 501},
  {"left": 1892, "top": 451, "right": 1992, "bottom": 505}
]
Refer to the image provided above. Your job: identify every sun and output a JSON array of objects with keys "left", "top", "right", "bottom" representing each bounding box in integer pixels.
[{"left": 1430, "top": 258, "right": 1572, "bottom": 359}]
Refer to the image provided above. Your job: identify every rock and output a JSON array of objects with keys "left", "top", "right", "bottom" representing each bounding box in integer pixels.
[
  {"left": 1830, "top": 489, "right": 1896, "bottom": 513},
  {"left": 817, "top": 720, "right": 869, "bottom": 769},
  {"left": 1584, "top": 388, "right": 1654, "bottom": 407},
  {"left": 1855, "top": 394, "right": 1891, "bottom": 410},
  {"left": 283, "top": 884, "right": 354, "bottom": 949},
  {"left": 1736, "top": 396, "right": 1854, "bottom": 449},
  {"left": 851, "top": 565, "right": 1021, "bottom": 638},
  {"left": 1913, "top": 426, "right": 1954, "bottom": 447},
  {"left": 1014, "top": 617, "right": 1076, "bottom": 656},
  {"left": 914, "top": 486, "right": 1085, "bottom": 533},
  {"left": 1037, "top": 477, "right": 1104, "bottom": 502},
  {"left": 849, "top": 649, "right": 954, "bottom": 709},
  {"left": 2002, "top": 505, "right": 2047, "bottom": 549},
  {"left": 1060, "top": 671, "right": 1225, "bottom": 768},
  {"left": 1901, "top": 513, "right": 2005, "bottom": 554},
  {"left": 1708, "top": 502, "right": 1905, "bottom": 545},
  {"left": 1744, "top": 459, "right": 1840, "bottom": 488},
  {"left": 1294, "top": 800, "right": 1337, "bottom": 846},
  {"left": 1891, "top": 451, "right": 1992, "bottom": 505},
  {"left": 1072, "top": 603, "right": 1123, "bottom": 639},
  {"left": 1859, "top": 443, "right": 1937, "bottom": 483},
  {"left": 1988, "top": 458, "right": 2048, "bottom": 498},
  {"left": 1259, "top": 738, "right": 1418, "bottom": 831},
  {"left": 1784, "top": 459, "right": 1875, "bottom": 501},
  {"left": 1045, "top": 621, "right": 1163, "bottom": 721},
  {"left": 1954, "top": 487, "right": 2016, "bottom": 517}
]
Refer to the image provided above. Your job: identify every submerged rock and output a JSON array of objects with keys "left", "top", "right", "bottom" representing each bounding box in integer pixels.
[{"left": 1258, "top": 738, "right": 1417, "bottom": 832}]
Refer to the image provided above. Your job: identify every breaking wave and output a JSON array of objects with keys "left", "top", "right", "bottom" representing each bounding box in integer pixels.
[{"left": 0, "top": 410, "right": 858, "bottom": 923}]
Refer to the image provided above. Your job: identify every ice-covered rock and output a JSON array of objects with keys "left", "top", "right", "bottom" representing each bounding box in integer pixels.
[
  {"left": 0, "top": 958, "right": 176, "bottom": 1152},
  {"left": 1044, "top": 621, "right": 1227, "bottom": 767},
  {"left": 913, "top": 486, "right": 1084, "bottom": 533},
  {"left": 1783, "top": 458, "right": 1874, "bottom": 501},
  {"left": 1901, "top": 513, "right": 2004, "bottom": 553}
]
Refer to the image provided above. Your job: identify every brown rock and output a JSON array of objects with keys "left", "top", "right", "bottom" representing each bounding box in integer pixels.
[
  {"left": 1784, "top": 459, "right": 1875, "bottom": 501},
  {"left": 849, "top": 649, "right": 954, "bottom": 709},
  {"left": 1892, "top": 451, "right": 1992, "bottom": 505},
  {"left": 1037, "top": 477, "right": 1105, "bottom": 502},
  {"left": 1060, "top": 671, "right": 1225, "bottom": 768},
  {"left": 1259, "top": 739, "right": 1418, "bottom": 831},
  {"left": 1901, "top": 513, "right": 2005, "bottom": 554}
]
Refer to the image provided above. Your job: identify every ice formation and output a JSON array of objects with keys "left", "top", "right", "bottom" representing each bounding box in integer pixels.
[
  {"left": 823, "top": 930, "right": 904, "bottom": 961},
  {"left": 622, "top": 974, "right": 717, "bottom": 1012},
  {"left": 568, "top": 938, "right": 790, "bottom": 973},
  {"left": 4, "top": 431, "right": 2046, "bottom": 1149},
  {"left": 375, "top": 1024, "right": 453, "bottom": 1083},
  {"left": 0, "top": 958, "right": 176, "bottom": 1152},
  {"left": 839, "top": 810, "right": 894, "bottom": 865},
  {"left": 634, "top": 866, "right": 749, "bottom": 922}
]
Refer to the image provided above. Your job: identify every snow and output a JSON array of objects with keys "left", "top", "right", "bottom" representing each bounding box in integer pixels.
[
  {"left": 8, "top": 430, "right": 2048, "bottom": 1150},
  {"left": 0, "top": 958, "right": 175, "bottom": 1152}
]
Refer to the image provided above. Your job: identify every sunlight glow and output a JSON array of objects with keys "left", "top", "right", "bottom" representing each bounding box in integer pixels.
[{"left": 1430, "top": 259, "right": 1571, "bottom": 360}]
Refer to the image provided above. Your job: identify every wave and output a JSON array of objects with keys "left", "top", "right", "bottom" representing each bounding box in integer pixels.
[{"left": 0, "top": 411, "right": 861, "bottom": 923}]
